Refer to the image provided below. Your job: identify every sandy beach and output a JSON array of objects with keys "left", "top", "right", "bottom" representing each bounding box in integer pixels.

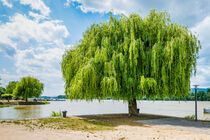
[{"left": 1, "top": 118, "right": 210, "bottom": 140}]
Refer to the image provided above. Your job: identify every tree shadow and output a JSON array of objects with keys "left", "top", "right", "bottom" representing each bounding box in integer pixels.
[
  {"left": 137, "top": 117, "right": 210, "bottom": 130},
  {"left": 78, "top": 113, "right": 167, "bottom": 128}
]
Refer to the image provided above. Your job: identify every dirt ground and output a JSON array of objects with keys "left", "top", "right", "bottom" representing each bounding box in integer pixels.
[{"left": 1, "top": 120, "right": 210, "bottom": 140}]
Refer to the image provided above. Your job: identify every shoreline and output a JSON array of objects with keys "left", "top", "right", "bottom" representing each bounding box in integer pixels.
[
  {"left": 0, "top": 113, "right": 166, "bottom": 121},
  {"left": 0, "top": 100, "right": 209, "bottom": 121},
  {"left": 0, "top": 114, "right": 209, "bottom": 140},
  {"left": 0, "top": 100, "right": 49, "bottom": 105},
  {"left": 1, "top": 113, "right": 209, "bottom": 122}
]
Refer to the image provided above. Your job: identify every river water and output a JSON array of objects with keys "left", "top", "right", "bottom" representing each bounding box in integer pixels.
[{"left": 0, "top": 100, "right": 209, "bottom": 120}]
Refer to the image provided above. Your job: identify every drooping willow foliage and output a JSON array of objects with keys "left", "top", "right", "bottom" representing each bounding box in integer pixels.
[{"left": 61, "top": 10, "right": 201, "bottom": 101}]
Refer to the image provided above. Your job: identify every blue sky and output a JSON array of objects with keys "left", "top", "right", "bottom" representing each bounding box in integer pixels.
[{"left": 0, "top": 0, "right": 210, "bottom": 96}]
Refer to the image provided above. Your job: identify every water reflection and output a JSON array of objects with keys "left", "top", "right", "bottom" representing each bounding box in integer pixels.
[
  {"left": 14, "top": 105, "right": 42, "bottom": 119},
  {"left": 0, "top": 100, "right": 209, "bottom": 120}
]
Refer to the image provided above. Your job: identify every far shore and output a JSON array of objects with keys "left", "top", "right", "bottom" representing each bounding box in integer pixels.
[
  {"left": 0, "top": 114, "right": 210, "bottom": 140},
  {"left": 0, "top": 100, "right": 49, "bottom": 106}
]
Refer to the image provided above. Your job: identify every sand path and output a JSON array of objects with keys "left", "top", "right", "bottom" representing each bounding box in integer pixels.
[
  {"left": 0, "top": 121, "right": 210, "bottom": 140},
  {"left": 137, "top": 117, "right": 210, "bottom": 135}
]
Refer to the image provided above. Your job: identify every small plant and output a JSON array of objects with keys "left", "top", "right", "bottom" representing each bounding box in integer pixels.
[
  {"left": 51, "top": 111, "right": 61, "bottom": 117},
  {"left": 42, "top": 101, "right": 50, "bottom": 104},
  {"left": 184, "top": 115, "right": 195, "bottom": 120}
]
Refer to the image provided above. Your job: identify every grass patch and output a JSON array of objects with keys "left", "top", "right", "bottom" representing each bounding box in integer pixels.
[
  {"left": 184, "top": 115, "right": 195, "bottom": 120},
  {"left": 0, "top": 114, "right": 166, "bottom": 131},
  {"left": 51, "top": 111, "right": 62, "bottom": 117},
  {"left": 0, "top": 117, "right": 113, "bottom": 131},
  {"left": 42, "top": 101, "right": 50, "bottom": 104},
  {"left": 0, "top": 105, "right": 9, "bottom": 108}
]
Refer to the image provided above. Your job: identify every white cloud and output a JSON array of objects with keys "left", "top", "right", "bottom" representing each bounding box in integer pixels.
[
  {"left": 65, "top": 0, "right": 210, "bottom": 26},
  {"left": 1, "top": 0, "right": 50, "bottom": 17},
  {"left": 0, "top": 13, "right": 69, "bottom": 49},
  {"left": 1, "top": 0, "right": 12, "bottom": 8},
  {"left": 64, "top": 0, "right": 70, "bottom": 7},
  {"left": 191, "top": 16, "right": 210, "bottom": 56},
  {"left": 13, "top": 46, "right": 68, "bottom": 95},
  {"left": 14, "top": 43, "right": 71, "bottom": 76},
  {"left": 65, "top": 0, "right": 142, "bottom": 15},
  {"left": 29, "top": 11, "right": 47, "bottom": 21},
  {"left": 19, "top": 0, "right": 50, "bottom": 16},
  {"left": 0, "top": 73, "right": 20, "bottom": 87},
  {"left": 0, "top": 13, "right": 71, "bottom": 95},
  {"left": 0, "top": 44, "right": 71, "bottom": 95},
  {"left": 190, "top": 16, "right": 210, "bottom": 88},
  {"left": 191, "top": 66, "right": 210, "bottom": 88}
]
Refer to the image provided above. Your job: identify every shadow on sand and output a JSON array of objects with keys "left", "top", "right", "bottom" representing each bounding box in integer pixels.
[
  {"left": 137, "top": 117, "right": 210, "bottom": 134},
  {"left": 78, "top": 113, "right": 167, "bottom": 128}
]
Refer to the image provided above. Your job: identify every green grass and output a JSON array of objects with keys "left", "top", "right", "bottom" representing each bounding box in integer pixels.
[
  {"left": 0, "top": 117, "right": 113, "bottom": 131},
  {"left": 51, "top": 111, "right": 62, "bottom": 117},
  {"left": 0, "top": 105, "right": 9, "bottom": 108},
  {"left": 184, "top": 115, "right": 195, "bottom": 120},
  {"left": 42, "top": 101, "right": 50, "bottom": 104},
  {"left": 0, "top": 114, "right": 166, "bottom": 131}
]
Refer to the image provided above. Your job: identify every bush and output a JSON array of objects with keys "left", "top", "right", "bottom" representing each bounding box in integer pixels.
[
  {"left": 51, "top": 111, "right": 61, "bottom": 117},
  {"left": 184, "top": 115, "right": 195, "bottom": 120},
  {"left": 42, "top": 101, "right": 50, "bottom": 104}
]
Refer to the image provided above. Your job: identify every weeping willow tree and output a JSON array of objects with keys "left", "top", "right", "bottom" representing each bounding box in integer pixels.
[
  {"left": 13, "top": 77, "right": 44, "bottom": 102},
  {"left": 61, "top": 10, "right": 201, "bottom": 116}
]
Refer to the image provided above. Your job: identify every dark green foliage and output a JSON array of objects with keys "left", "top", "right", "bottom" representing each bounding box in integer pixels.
[
  {"left": 61, "top": 10, "right": 201, "bottom": 101},
  {"left": 0, "top": 77, "right": 5, "bottom": 97},
  {"left": 6, "top": 81, "right": 18, "bottom": 94},
  {"left": 57, "top": 95, "right": 66, "bottom": 99},
  {"left": 1, "top": 94, "right": 13, "bottom": 102},
  {"left": 13, "top": 77, "right": 44, "bottom": 102},
  {"left": 187, "top": 91, "right": 210, "bottom": 101},
  {"left": 142, "top": 91, "right": 210, "bottom": 101},
  {"left": 207, "top": 88, "right": 210, "bottom": 93},
  {"left": 196, "top": 91, "right": 206, "bottom": 101},
  {"left": 0, "top": 87, "right": 6, "bottom": 95},
  {"left": 1, "top": 94, "right": 13, "bottom": 98}
]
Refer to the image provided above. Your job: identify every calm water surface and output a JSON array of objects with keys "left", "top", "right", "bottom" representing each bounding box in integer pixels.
[{"left": 0, "top": 100, "right": 209, "bottom": 120}]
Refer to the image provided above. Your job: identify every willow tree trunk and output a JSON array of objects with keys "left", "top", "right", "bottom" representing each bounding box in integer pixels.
[{"left": 128, "top": 98, "right": 139, "bottom": 117}]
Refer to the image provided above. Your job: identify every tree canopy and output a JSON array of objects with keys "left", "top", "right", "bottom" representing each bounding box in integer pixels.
[
  {"left": 13, "top": 77, "right": 44, "bottom": 102},
  {"left": 0, "top": 77, "right": 6, "bottom": 97},
  {"left": 207, "top": 88, "right": 210, "bottom": 93},
  {"left": 0, "top": 87, "right": 6, "bottom": 95},
  {"left": 1, "top": 94, "right": 13, "bottom": 102},
  {"left": 61, "top": 10, "right": 201, "bottom": 115},
  {"left": 6, "top": 81, "right": 18, "bottom": 94}
]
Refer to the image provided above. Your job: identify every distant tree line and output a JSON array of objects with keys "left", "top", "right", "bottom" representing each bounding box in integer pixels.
[
  {"left": 141, "top": 90, "right": 210, "bottom": 101},
  {"left": 36, "top": 95, "right": 66, "bottom": 99},
  {"left": 0, "top": 76, "right": 44, "bottom": 102},
  {"left": 57, "top": 95, "right": 66, "bottom": 99},
  {"left": 186, "top": 90, "right": 210, "bottom": 101}
]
